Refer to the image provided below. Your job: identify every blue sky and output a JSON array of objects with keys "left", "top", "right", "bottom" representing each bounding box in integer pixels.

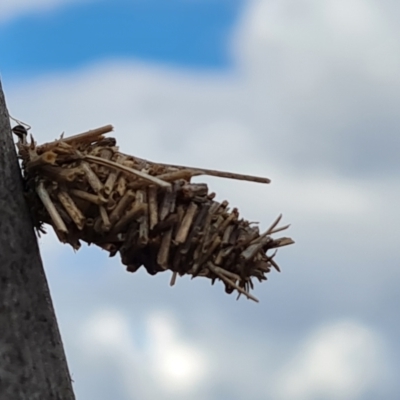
[
  {"left": 3, "top": 1, "right": 400, "bottom": 399},
  {"left": 1, "top": 0, "right": 243, "bottom": 80}
]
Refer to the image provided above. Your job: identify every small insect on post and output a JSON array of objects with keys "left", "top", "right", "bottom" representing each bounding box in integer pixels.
[{"left": 13, "top": 124, "right": 294, "bottom": 302}]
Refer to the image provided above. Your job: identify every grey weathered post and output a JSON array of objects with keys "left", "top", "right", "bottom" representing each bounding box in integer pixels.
[{"left": 0, "top": 81, "right": 75, "bottom": 399}]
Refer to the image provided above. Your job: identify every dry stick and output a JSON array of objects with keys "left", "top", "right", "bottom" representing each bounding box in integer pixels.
[
  {"left": 241, "top": 237, "right": 272, "bottom": 261},
  {"left": 217, "top": 209, "right": 238, "bottom": 236},
  {"left": 152, "top": 214, "right": 178, "bottom": 234},
  {"left": 111, "top": 203, "right": 147, "bottom": 233},
  {"left": 26, "top": 151, "right": 57, "bottom": 169},
  {"left": 157, "top": 228, "right": 173, "bottom": 269},
  {"left": 48, "top": 141, "right": 73, "bottom": 152},
  {"left": 159, "top": 187, "right": 177, "bottom": 221},
  {"left": 269, "top": 237, "right": 295, "bottom": 248},
  {"left": 170, "top": 271, "right": 178, "bottom": 286},
  {"left": 247, "top": 214, "right": 283, "bottom": 246},
  {"left": 104, "top": 154, "right": 125, "bottom": 195},
  {"left": 104, "top": 169, "right": 120, "bottom": 195},
  {"left": 180, "top": 202, "right": 211, "bottom": 255},
  {"left": 138, "top": 215, "right": 149, "bottom": 246},
  {"left": 36, "top": 182, "right": 68, "bottom": 237},
  {"left": 170, "top": 181, "right": 181, "bottom": 213},
  {"left": 99, "top": 206, "right": 111, "bottom": 231},
  {"left": 208, "top": 201, "right": 222, "bottom": 215},
  {"left": 155, "top": 169, "right": 202, "bottom": 182},
  {"left": 156, "top": 162, "right": 271, "bottom": 184},
  {"left": 227, "top": 225, "right": 239, "bottom": 245},
  {"left": 54, "top": 204, "right": 73, "bottom": 226},
  {"left": 57, "top": 191, "right": 85, "bottom": 230},
  {"left": 136, "top": 190, "right": 149, "bottom": 246},
  {"left": 192, "top": 236, "right": 222, "bottom": 275},
  {"left": 194, "top": 201, "right": 219, "bottom": 257},
  {"left": 70, "top": 189, "right": 106, "bottom": 205},
  {"left": 214, "top": 267, "right": 242, "bottom": 283},
  {"left": 116, "top": 175, "right": 127, "bottom": 197},
  {"left": 81, "top": 161, "right": 103, "bottom": 193},
  {"left": 97, "top": 147, "right": 114, "bottom": 176},
  {"left": 214, "top": 246, "right": 234, "bottom": 265},
  {"left": 268, "top": 257, "right": 281, "bottom": 272},
  {"left": 181, "top": 183, "right": 208, "bottom": 198},
  {"left": 39, "top": 165, "right": 84, "bottom": 183},
  {"left": 222, "top": 224, "right": 234, "bottom": 245},
  {"left": 98, "top": 242, "right": 117, "bottom": 254},
  {"left": 200, "top": 207, "right": 229, "bottom": 254},
  {"left": 266, "top": 214, "right": 282, "bottom": 235},
  {"left": 37, "top": 125, "right": 113, "bottom": 153},
  {"left": 148, "top": 186, "right": 158, "bottom": 230},
  {"left": 174, "top": 202, "right": 198, "bottom": 244},
  {"left": 93, "top": 216, "right": 104, "bottom": 234},
  {"left": 61, "top": 125, "right": 113, "bottom": 144},
  {"left": 268, "top": 224, "right": 291, "bottom": 235},
  {"left": 128, "top": 172, "right": 199, "bottom": 192},
  {"left": 254, "top": 260, "right": 272, "bottom": 273},
  {"left": 109, "top": 190, "right": 135, "bottom": 224},
  {"left": 207, "top": 263, "right": 259, "bottom": 303},
  {"left": 118, "top": 151, "right": 271, "bottom": 184},
  {"left": 84, "top": 155, "right": 171, "bottom": 188},
  {"left": 237, "top": 225, "right": 258, "bottom": 247},
  {"left": 106, "top": 197, "right": 117, "bottom": 211},
  {"left": 175, "top": 203, "right": 186, "bottom": 221},
  {"left": 135, "top": 189, "right": 145, "bottom": 204}
]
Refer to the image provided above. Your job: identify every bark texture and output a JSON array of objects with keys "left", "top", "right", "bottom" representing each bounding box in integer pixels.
[{"left": 0, "top": 81, "right": 75, "bottom": 399}]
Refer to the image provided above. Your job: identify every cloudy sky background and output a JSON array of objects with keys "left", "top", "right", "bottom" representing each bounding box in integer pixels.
[{"left": 1, "top": 0, "right": 399, "bottom": 399}]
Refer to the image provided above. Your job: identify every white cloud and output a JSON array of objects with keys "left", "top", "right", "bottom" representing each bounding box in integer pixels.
[
  {"left": 81, "top": 308, "right": 134, "bottom": 351},
  {"left": 0, "top": 0, "right": 95, "bottom": 24},
  {"left": 146, "top": 312, "right": 208, "bottom": 393},
  {"left": 79, "top": 309, "right": 209, "bottom": 399},
  {"left": 235, "top": 0, "right": 400, "bottom": 83},
  {"left": 274, "top": 320, "right": 388, "bottom": 400}
]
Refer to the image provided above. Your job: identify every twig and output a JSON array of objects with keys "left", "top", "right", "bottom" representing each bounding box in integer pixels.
[
  {"left": 157, "top": 229, "right": 173, "bottom": 269},
  {"left": 156, "top": 169, "right": 202, "bottom": 182},
  {"left": 81, "top": 161, "right": 103, "bottom": 193},
  {"left": 37, "top": 125, "right": 113, "bottom": 153},
  {"left": 109, "top": 190, "right": 135, "bottom": 224},
  {"left": 156, "top": 162, "right": 271, "bottom": 184},
  {"left": 268, "top": 237, "right": 295, "bottom": 248},
  {"left": 57, "top": 190, "right": 85, "bottom": 230},
  {"left": 241, "top": 237, "right": 272, "bottom": 261},
  {"left": 70, "top": 189, "right": 106, "bottom": 205},
  {"left": 84, "top": 155, "right": 171, "bottom": 188},
  {"left": 26, "top": 151, "right": 57, "bottom": 169},
  {"left": 159, "top": 186, "right": 177, "bottom": 221},
  {"left": 207, "top": 263, "right": 259, "bottom": 302},
  {"left": 39, "top": 165, "right": 84, "bottom": 183},
  {"left": 36, "top": 182, "right": 68, "bottom": 237},
  {"left": 174, "top": 202, "right": 198, "bottom": 244},
  {"left": 62, "top": 125, "right": 113, "bottom": 144},
  {"left": 104, "top": 154, "right": 125, "bottom": 195},
  {"left": 99, "top": 206, "right": 111, "bottom": 232},
  {"left": 268, "top": 224, "right": 291, "bottom": 235},
  {"left": 265, "top": 214, "right": 282, "bottom": 235},
  {"left": 148, "top": 186, "right": 158, "bottom": 230},
  {"left": 247, "top": 214, "right": 283, "bottom": 246},
  {"left": 111, "top": 203, "right": 147, "bottom": 233},
  {"left": 170, "top": 271, "right": 178, "bottom": 286},
  {"left": 116, "top": 175, "right": 127, "bottom": 197}
]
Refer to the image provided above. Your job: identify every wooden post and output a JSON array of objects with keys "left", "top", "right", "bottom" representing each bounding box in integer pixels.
[{"left": 0, "top": 81, "right": 75, "bottom": 399}]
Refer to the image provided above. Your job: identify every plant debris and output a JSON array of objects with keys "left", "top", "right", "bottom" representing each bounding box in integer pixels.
[{"left": 13, "top": 124, "right": 294, "bottom": 302}]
